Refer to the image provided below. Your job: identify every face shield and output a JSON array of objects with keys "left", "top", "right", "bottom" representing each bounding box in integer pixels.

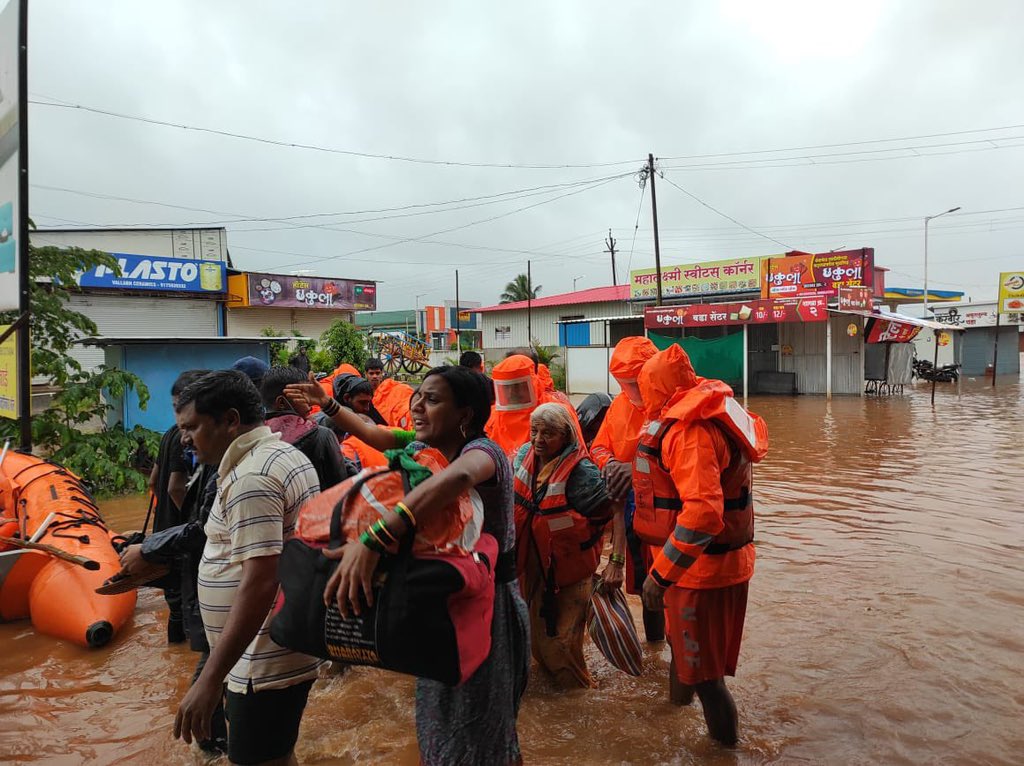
[
  {"left": 616, "top": 377, "right": 643, "bottom": 407},
  {"left": 494, "top": 376, "right": 537, "bottom": 412}
]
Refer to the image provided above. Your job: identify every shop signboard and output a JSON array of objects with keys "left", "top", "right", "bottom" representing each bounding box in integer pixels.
[
  {"left": 865, "top": 318, "right": 922, "bottom": 344},
  {"left": 762, "top": 249, "right": 874, "bottom": 299},
  {"left": 247, "top": 272, "right": 377, "bottom": 311},
  {"left": 931, "top": 304, "right": 1022, "bottom": 328},
  {"left": 0, "top": 322, "right": 15, "bottom": 418},
  {"left": 997, "top": 271, "right": 1024, "bottom": 315},
  {"left": 838, "top": 286, "right": 873, "bottom": 311},
  {"left": 644, "top": 296, "right": 827, "bottom": 329},
  {"left": 629, "top": 256, "right": 765, "bottom": 300},
  {"left": 0, "top": 0, "right": 21, "bottom": 311},
  {"left": 78, "top": 253, "right": 226, "bottom": 293}
]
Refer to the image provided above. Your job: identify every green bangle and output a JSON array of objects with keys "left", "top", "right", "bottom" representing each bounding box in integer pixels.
[
  {"left": 394, "top": 502, "right": 417, "bottom": 530},
  {"left": 359, "top": 529, "right": 386, "bottom": 554},
  {"left": 371, "top": 518, "right": 398, "bottom": 546},
  {"left": 609, "top": 553, "right": 626, "bottom": 565}
]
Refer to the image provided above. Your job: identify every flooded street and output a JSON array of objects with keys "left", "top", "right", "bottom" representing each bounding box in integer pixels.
[{"left": 1, "top": 379, "right": 1021, "bottom": 765}]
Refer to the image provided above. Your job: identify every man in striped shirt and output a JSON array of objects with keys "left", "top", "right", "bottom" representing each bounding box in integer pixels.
[{"left": 172, "top": 370, "right": 323, "bottom": 766}]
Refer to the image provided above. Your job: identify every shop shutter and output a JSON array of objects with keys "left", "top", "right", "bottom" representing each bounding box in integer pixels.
[
  {"left": 67, "top": 294, "right": 219, "bottom": 374},
  {"left": 225, "top": 308, "right": 353, "bottom": 345}
]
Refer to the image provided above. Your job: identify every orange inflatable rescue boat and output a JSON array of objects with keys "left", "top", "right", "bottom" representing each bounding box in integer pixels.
[{"left": 0, "top": 451, "right": 136, "bottom": 647}]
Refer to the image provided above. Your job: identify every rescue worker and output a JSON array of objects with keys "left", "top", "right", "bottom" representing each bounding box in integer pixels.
[
  {"left": 318, "top": 362, "right": 361, "bottom": 403},
  {"left": 486, "top": 354, "right": 583, "bottom": 459},
  {"left": 513, "top": 403, "right": 611, "bottom": 688},
  {"left": 589, "top": 336, "right": 663, "bottom": 639},
  {"left": 633, "top": 344, "right": 768, "bottom": 747},
  {"left": 372, "top": 377, "right": 415, "bottom": 430}
]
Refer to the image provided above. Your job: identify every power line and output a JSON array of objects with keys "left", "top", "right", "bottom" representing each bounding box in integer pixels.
[
  {"left": 658, "top": 172, "right": 795, "bottom": 250},
  {"left": 658, "top": 123, "right": 1024, "bottom": 161},
  {"left": 29, "top": 96, "right": 642, "bottom": 170},
  {"left": 624, "top": 180, "right": 647, "bottom": 276}
]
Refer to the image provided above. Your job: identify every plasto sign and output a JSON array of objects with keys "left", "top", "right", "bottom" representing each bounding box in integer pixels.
[{"left": 79, "top": 253, "right": 226, "bottom": 293}]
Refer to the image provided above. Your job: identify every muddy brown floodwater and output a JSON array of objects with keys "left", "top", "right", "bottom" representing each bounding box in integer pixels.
[{"left": 1, "top": 378, "right": 1022, "bottom": 765}]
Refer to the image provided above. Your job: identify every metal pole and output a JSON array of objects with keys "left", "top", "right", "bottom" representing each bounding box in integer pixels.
[
  {"left": 931, "top": 329, "right": 939, "bottom": 405},
  {"left": 605, "top": 230, "right": 617, "bottom": 286},
  {"left": 648, "top": 153, "right": 664, "bottom": 307},
  {"left": 742, "top": 323, "right": 749, "bottom": 403},
  {"left": 923, "top": 216, "right": 930, "bottom": 320},
  {"left": 825, "top": 317, "right": 833, "bottom": 399},
  {"left": 16, "top": 0, "right": 31, "bottom": 452},
  {"left": 991, "top": 311, "right": 1000, "bottom": 388},
  {"left": 455, "top": 270, "right": 461, "bottom": 352},
  {"left": 527, "top": 260, "right": 532, "bottom": 347}
]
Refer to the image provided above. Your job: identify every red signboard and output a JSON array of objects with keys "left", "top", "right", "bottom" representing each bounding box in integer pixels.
[
  {"left": 762, "top": 249, "right": 874, "bottom": 299},
  {"left": 865, "top": 317, "right": 922, "bottom": 344},
  {"left": 838, "top": 286, "right": 873, "bottom": 311},
  {"left": 644, "top": 296, "right": 828, "bottom": 329},
  {"left": 247, "top": 272, "right": 377, "bottom": 311}
]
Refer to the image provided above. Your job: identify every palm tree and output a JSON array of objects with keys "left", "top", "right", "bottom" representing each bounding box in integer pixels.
[{"left": 500, "top": 273, "right": 541, "bottom": 303}]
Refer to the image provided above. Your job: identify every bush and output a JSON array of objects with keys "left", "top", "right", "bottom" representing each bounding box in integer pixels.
[
  {"left": 0, "top": 237, "right": 157, "bottom": 496},
  {"left": 319, "top": 319, "right": 368, "bottom": 371}
]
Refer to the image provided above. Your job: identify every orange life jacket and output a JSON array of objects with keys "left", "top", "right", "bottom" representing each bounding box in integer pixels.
[
  {"left": 341, "top": 434, "right": 389, "bottom": 470},
  {"left": 373, "top": 378, "right": 414, "bottom": 429},
  {"left": 513, "top": 442, "right": 604, "bottom": 588},
  {"left": 632, "top": 379, "right": 767, "bottom": 589}
]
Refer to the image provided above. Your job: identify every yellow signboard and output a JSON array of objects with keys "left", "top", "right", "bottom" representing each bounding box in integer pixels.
[
  {"left": 0, "top": 324, "right": 17, "bottom": 419},
  {"left": 629, "top": 256, "right": 767, "bottom": 300},
  {"left": 997, "top": 271, "right": 1024, "bottom": 315}
]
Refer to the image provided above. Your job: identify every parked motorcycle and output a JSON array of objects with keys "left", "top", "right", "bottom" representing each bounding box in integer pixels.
[{"left": 912, "top": 358, "right": 960, "bottom": 383}]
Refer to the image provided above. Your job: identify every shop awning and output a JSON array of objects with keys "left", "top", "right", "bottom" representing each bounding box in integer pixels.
[{"left": 830, "top": 309, "right": 963, "bottom": 343}]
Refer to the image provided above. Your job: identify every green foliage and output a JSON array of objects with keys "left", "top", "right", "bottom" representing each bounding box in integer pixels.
[
  {"left": 0, "top": 240, "right": 156, "bottom": 496},
  {"left": 319, "top": 319, "right": 369, "bottom": 371},
  {"left": 260, "top": 326, "right": 295, "bottom": 367},
  {"left": 531, "top": 340, "right": 560, "bottom": 367},
  {"left": 549, "top": 362, "right": 567, "bottom": 392},
  {"left": 308, "top": 348, "right": 335, "bottom": 374},
  {"left": 500, "top": 273, "right": 541, "bottom": 304}
]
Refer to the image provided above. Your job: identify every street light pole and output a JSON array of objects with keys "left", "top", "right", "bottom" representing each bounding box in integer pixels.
[
  {"left": 923, "top": 206, "right": 960, "bottom": 317},
  {"left": 572, "top": 274, "right": 585, "bottom": 291},
  {"left": 414, "top": 292, "right": 426, "bottom": 335}
]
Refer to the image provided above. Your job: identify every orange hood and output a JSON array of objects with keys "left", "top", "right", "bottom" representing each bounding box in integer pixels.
[
  {"left": 638, "top": 344, "right": 699, "bottom": 419},
  {"left": 609, "top": 336, "right": 657, "bottom": 382},
  {"left": 486, "top": 355, "right": 542, "bottom": 458},
  {"left": 537, "top": 364, "right": 556, "bottom": 392}
]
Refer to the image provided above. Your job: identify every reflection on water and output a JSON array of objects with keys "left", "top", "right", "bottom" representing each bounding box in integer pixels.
[{"left": 1, "top": 378, "right": 1022, "bottom": 765}]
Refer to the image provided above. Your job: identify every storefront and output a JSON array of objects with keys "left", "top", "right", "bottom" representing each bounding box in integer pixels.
[
  {"left": 225, "top": 271, "right": 378, "bottom": 341},
  {"left": 31, "top": 228, "right": 230, "bottom": 373}
]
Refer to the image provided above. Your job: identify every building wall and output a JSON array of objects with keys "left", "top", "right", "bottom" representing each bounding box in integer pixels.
[
  {"left": 225, "top": 307, "right": 353, "bottom": 343},
  {"left": 479, "top": 301, "right": 631, "bottom": 350},
  {"left": 780, "top": 316, "right": 863, "bottom": 395},
  {"left": 68, "top": 293, "right": 220, "bottom": 373},
  {"left": 565, "top": 346, "right": 622, "bottom": 396},
  {"left": 32, "top": 228, "right": 228, "bottom": 262}
]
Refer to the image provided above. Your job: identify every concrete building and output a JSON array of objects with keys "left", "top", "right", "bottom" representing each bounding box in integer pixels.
[
  {"left": 923, "top": 302, "right": 1022, "bottom": 376},
  {"left": 224, "top": 271, "right": 377, "bottom": 341},
  {"left": 32, "top": 227, "right": 230, "bottom": 373},
  {"left": 476, "top": 285, "right": 635, "bottom": 355}
]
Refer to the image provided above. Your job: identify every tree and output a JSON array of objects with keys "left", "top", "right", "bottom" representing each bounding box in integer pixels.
[
  {"left": 319, "top": 319, "right": 369, "bottom": 371},
  {"left": 500, "top": 273, "right": 541, "bottom": 304},
  {"left": 0, "top": 238, "right": 158, "bottom": 495}
]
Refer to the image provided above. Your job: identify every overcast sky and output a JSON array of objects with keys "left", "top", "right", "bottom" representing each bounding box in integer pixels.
[{"left": 24, "top": 0, "right": 1024, "bottom": 310}]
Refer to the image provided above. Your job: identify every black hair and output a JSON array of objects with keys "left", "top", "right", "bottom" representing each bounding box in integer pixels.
[
  {"left": 423, "top": 365, "right": 492, "bottom": 438},
  {"left": 458, "top": 351, "right": 482, "bottom": 369},
  {"left": 504, "top": 347, "right": 539, "bottom": 371},
  {"left": 260, "top": 366, "right": 306, "bottom": 409},
  {"left": 334, "top": 374, "right": 374, "bottom": 401},
  {"left": 365, "top": 357, "right": 384, "bottom": 371},
  {"left": 175, "top": 370, "right": 264, "bottom": 425},
  {"left": 171, "top": 369, "right": 211, "bottom": 398}
]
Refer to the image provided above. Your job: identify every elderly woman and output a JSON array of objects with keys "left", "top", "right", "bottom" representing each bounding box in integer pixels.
[{"left": 513, "top": 403, "right": 612, "bottom": 689}]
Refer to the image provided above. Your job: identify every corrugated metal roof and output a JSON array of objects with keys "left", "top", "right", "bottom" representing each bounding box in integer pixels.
[{"left": 476, "top": 284, "right": 630, "bottom": 313}]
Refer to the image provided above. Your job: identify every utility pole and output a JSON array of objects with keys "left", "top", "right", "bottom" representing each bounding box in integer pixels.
[
  {"left": 647, "top": 153, "right": 664, "bottom": 306},
  {"left": 454, "top": 270, "right": 461, "bottom": 352},
  {"left": 604, "top": 230, "right": 618, "bottom": 285},
  {"left": 526, "top": 260, "right": 533, "bottom": 346}
]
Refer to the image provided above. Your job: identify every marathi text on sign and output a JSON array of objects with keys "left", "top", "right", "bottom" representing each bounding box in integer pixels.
[
  {"left": 643, "top": 296, "right": 828, "bottom": 329},
  {"left": 762, "top": 249, "right": 874, "bottom": 299},
  {"left": 245, "top": 272, "right": 377, "bottom": 311},
  {"left": 629, "top": 256, "right": 766, "bottom": 300},
  {"left": 997, "top": 271, "right": 1024, "bottom": 315}
]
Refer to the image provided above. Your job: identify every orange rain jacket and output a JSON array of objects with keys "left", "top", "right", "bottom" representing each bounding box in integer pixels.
[
  {"left": 635, "top": 344, "right": 768, "bottom": 590},
  {"left": 589, "top": 337, "right": 658, "bottom": 470},
  {"left": 373, "top": 378, "right": 415, "bottom": 429},
  {"left": 319, "top": 363, "right": 361, "bottom": 401},
  {"left": 486, "top": 355, "right": 583, "bottom": 460}
]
